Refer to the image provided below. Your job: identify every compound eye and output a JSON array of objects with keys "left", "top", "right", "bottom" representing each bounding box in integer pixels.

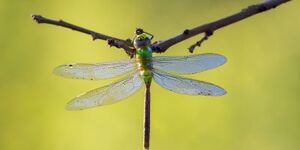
[{"left": 135, "top": 28, "right": 144, "bottom": 35}]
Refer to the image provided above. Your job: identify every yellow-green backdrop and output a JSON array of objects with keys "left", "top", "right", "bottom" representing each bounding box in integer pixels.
[{"left": 0, "top": 0, "right": 299, "bottom": 150}]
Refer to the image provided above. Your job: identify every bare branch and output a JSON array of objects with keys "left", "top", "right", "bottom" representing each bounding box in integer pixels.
[
  {"left": 32, "top": 0, "right": 291, "bottom": 55},
  {"left": 151, "top": 0, "right": 291, "bottom": 53},
  {"left": 32, "top": 14, "right": 135, "bottom": 57}
]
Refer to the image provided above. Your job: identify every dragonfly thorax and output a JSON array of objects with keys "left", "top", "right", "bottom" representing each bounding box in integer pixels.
[{"left": 135, "top": 47, "right": 153, "bottom": 84}]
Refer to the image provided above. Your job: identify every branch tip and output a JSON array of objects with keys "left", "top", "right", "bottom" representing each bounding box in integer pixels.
[{"left": 32, "top": 14, "right": 42, "bottom": 23}]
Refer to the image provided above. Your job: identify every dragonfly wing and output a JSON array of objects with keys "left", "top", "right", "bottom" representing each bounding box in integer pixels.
[
  {"left": 53, "top": 59, "right": 136, "bottom": 80},
  {"left": 153, "top": 69, "right": 226, "bottom": 96},
  {"left": 152, "top": 53, "right": 226, "bottom": 74},
  {"left": 66, "top": 71, "right": 143, "bottom": 110}
]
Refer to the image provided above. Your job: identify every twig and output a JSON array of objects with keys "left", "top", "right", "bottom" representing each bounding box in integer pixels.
[
  {"left": 32, "top": 14, "right": 135, "bottom": 57},
  {"left": 188, "top": 31, "right": 213, "bottom": 53},
  {"left": 151, "top": 0, "right": 291, "bottom": 53}
]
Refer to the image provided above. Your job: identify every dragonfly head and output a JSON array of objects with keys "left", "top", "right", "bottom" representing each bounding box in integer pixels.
[{"left": 133, "top": 28, "right": 152, "bottom": 49}]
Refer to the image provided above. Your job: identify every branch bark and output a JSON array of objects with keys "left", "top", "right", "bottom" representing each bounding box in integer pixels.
[
  {"left": 32, "top": 14, "right": 135, "bottom": 57},
  {"left": 151, "top": 0, "right": 291, "bottom": 53}
]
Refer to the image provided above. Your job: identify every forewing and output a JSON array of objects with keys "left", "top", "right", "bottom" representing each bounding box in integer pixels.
[
  {"left": 153, "top": 69, "right": 226, "bottom": 96},
  {"left": 152, "top": 53, "right": 226, "bottom": 74},
  {"left": 66, "top": 71, "right": 143, "bottom": 110},
  {"left": 53, "top": 59, "right": 136, "bottom": 80}
]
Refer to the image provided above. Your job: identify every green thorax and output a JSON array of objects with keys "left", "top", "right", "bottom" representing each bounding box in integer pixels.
[{"left": 135, "top": 47, "right": 153, "bottom": 84}]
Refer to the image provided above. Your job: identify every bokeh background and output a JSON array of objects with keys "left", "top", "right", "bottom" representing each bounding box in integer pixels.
[{"left": 0, "top": 0, "right": 299, "bottom": 150}]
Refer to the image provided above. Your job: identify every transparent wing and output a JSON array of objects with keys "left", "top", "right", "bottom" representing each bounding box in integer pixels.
[
  {"left": 153, "top": 69, "right": 226, "bottom": 96},
  {"left": 66, "top": 71, "right": 143, "bottom": 110},
  {"left": 152, "top": 53, "right": 226, "bottom": 74},
  {"left": 53, "top": 59, "right": 136, "bottom": 80}
]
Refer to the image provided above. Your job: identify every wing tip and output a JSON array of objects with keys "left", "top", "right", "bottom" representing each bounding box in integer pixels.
[
  {"left": 203, "top": 52, "right": 227, "bottom": 63},
  {"left": 65, "top": 101, "right": 79, "bottom": 111},
  {"left": 65, "top": 101, "right": 88, "bottom": 111},
  {"left": 52, "top": 64, "right": 67, "bottom": 76},
  {"left": 209, "top": 85, "right": 227, "bottom": 96},
  {"left": 211, "top": 53, "right": 227, "bottom": 65},
  {"left": 213, "top": 89, "right": 227, "bottom": 96}
]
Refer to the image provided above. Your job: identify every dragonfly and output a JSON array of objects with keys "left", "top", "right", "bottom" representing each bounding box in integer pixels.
[{"left": 53, "top": 28, "right": 226, "bottom": 150}]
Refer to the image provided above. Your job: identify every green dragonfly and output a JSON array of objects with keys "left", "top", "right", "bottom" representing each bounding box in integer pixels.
[
  {"left": 53, "top": 29, "right": 226, "bottom": 110},
  {"left": 53, "top": 28, "right": 226, "bottom": 150},
  {"left": 54, "top": 29, "right": 226, "bottom": 110}
]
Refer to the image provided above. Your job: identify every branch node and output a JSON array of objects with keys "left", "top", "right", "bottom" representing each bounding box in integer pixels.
[
  {"left": 107, "top": 39, "right": 119, "bottom": 48},
  {"left": 91, "top": 33, "right": 97, "bottom": 40},
  {"left": 183, "top": 29, "right": 190, "bottom": 35},
  {"left": 151, "top": 45, "right": 162, "bottom": 53},
  {"left": 126, "top": 38, "right": 132, "bottom": 43},
  {"left": 206, "top": 30, "right": 213, "bottom": 36}
]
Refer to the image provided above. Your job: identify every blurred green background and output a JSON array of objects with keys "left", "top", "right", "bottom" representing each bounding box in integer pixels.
[{"left": 0, "top": 0, "right": 299, "bottom": 150}]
